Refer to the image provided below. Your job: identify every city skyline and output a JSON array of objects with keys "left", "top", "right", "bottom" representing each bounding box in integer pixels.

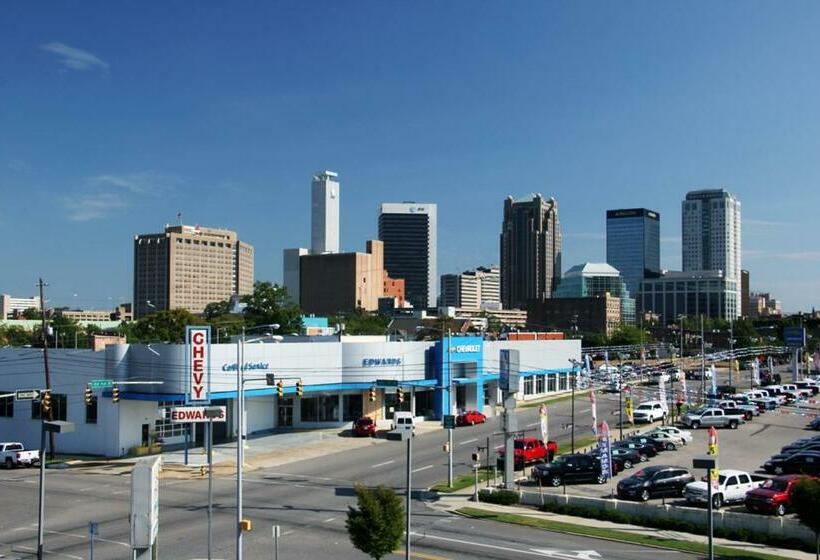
[{"left": 2, "top": 3, "right": 820, "bottom": 311}]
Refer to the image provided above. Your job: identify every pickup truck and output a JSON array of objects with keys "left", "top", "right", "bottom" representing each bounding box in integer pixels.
[
  {"left": 496, "top": 437, "right": 557, "bottom": 471},
  {"left": 684, "top": 469, "right": 766, "bottom": 509},
  {"left": 680, "top": 407, "right": 744, "bottom": 429},
  {"left": 713, "top": 399, "right": 756, "bottom": 421},
  {"left": 0, "top": 442, "right": 40, "bottom": 468},
  {"left": 743, "top": 391, "right": 778, "bottom": 411},
  {"left": 746, "top": 474, "right": 814, "bottom": 516}
]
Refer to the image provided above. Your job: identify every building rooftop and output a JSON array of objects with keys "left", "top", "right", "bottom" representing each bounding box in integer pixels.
[{"left": 563, "top": 262, "right": 621, "bottom": 278}]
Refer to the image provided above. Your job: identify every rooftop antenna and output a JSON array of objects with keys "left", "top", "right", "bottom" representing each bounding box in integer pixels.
[{"left": 176, "top": 211, "right": 182, "bottom": 226}]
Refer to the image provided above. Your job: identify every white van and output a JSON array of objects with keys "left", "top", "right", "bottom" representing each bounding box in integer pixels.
[{"left": 391, "top": 412, "right": 415, "bottom": 434}]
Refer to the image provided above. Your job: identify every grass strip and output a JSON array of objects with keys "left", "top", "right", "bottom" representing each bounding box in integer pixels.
[
  {"left": 456, "top": 507, "right": 794, "bottom": 560},
  {"left": 431, "top": 470, "right": 493, "bottom": 493}
]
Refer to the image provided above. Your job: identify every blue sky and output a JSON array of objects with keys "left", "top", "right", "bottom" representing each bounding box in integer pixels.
[{"left": 1, "top": 2, "right": 819, "bottom": 312}]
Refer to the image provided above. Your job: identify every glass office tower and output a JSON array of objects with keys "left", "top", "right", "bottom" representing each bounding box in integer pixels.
[
  {"left": 553, "top": 262, "right": 636, "bottom": 324},
  {"left": 606, "top": 208, "right": 660, "bottom": 297}
]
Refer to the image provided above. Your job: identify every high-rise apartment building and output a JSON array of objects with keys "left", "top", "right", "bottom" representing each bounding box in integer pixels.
[
  {"left": 311, "top": 171, "right": 340, "bottom": 254},
  {"left": 133, "top": 225, "right": 254, "bottom": 318},
  {"left": 440, "top": 266, "right": 501, "bottom": 310},
  {"left": 500, "top": 194, "right": 562, "bottom": 309},
  {"left": 682, "top": 189, "right": 741, "bottom": 317},
  {"left": 378, "top": 203, "right": 437, "bottom": 309},
  {"left": 606, "top": 208, "right": 660, "bottom": 297}
]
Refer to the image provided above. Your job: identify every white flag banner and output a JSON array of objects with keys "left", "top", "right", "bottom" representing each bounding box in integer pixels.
[
  {"left": 752, "top": 361, "right": 760, "bottom": 386},
  {"left": 539, "top": 404, "right": 549, "bottom": 442},
  {"left": 710, "top": 364, "right": 718, "bottom": 395},
  {"left": 658, "top": 376, "right": 667, "bottom": 404},
  {"left": 590, "top": 390, "right": 598, "bottom": 435},
  {"left": 584, "top": 353, "right": 592, "bottom": 374},
  {"left": 681, "top": 373, "right": 689, "bottom": 404}
]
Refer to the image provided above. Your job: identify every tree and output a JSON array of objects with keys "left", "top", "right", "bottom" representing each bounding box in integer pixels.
[
  {"left": 122, "top": 309, "right": 205, "bottom": 343},
  {"left": 609, "top": 325, "right": 647, "bottom": 346},
  {"left": 331, "top": 310, "right": 388, "bottom": 336},
  {"left": 346, "top": 484, "right": 404, "bottom": 560},
  {"left": 241, "top": 282, "right": 302, "bottom": 334},
  {"left": 790, "top": 477, "right": 820, "bottom": 560},
  {"left": 202, "top": 300, "right": 231, "bottom": 320},
  {"left": 21, "top": 307, "right": 40, "bottom": 320}
]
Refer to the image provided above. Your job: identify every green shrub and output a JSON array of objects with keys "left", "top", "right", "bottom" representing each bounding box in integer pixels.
[{"left": 478, "top": 489, "right": 520, "bottom": 506}]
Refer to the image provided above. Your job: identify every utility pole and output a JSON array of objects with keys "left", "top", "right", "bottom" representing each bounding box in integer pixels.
[
  {"left": 37, "top": 278, "right": 55, "bottom": 459},
  {"left": 445, "top": 329, "right": 453, "bottom": 488},
  {"left": 570, "top": 365, "right": 576, "bottom": 453},
  {"left": 728, "top": 321, "right": 734, "bottom": 388},
  {"left": 405, "top": 432, "right": 412, "bottom": 560}
]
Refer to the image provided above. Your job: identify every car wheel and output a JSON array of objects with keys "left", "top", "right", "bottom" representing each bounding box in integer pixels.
[
  {"left": 729, "top": 420, "right": 738, "bottom": 430},
  {"left": 624, "top": 459, "right": 633, "bottom": 469},
  {"left": 774, "top": 466, "right": 784, "bottom": 475},
  {"left": 640, "top": 454, "right": 648, "bottom": 462},
  {"left": 692, "top": 421, "right": 700, "bottom": 429},
  {"left": 666, "top": 442, "right": 676, "bottom": 451},
  {"left": 776, "top": 503, "right": 786, "bottom": 516},
  {"left": 712, "top": 494, "right": 723, "bottom": 509},
  {"left": 550, "top": 475, "right": 562, "bottom": 487},
  {"left": 640, "top": 489, "right": 650, "bottom": 502},
  {"left": 596, "top": 473, "right": 606, "bottom": 485},
  {"left": 4, "top": 458, "right": 12, "bottom": 469}
]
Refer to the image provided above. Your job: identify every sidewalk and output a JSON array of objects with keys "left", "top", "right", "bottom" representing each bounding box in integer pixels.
[{"left": 430, "top": 492, "right": 813, "bottom": 560}]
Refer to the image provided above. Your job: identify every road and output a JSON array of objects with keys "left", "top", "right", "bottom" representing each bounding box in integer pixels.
[{"left": 0, "top": 390, "right": 694, "bottom": 559}]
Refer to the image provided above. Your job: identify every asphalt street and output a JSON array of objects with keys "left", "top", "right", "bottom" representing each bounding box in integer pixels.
[{"left": 0, "top": 391, "right": 679, "bottom": 560}]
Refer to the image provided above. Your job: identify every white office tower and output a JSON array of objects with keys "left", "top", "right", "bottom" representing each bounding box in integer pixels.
[
  {"left": 311, "top": 171, "right": 340, "bottom": 254},
  {"left": 682, "top": 189, "right": 742, "bottom": 318},
  {"left": 378, "top": 203, "right": 438, "bottom": 309}
]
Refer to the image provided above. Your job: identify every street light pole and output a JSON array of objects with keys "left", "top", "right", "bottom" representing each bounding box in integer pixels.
[
  {"left": 405, "top": 433, "right": 412, "bottom": 560},
  {"left": 446, "top": 329, "right": 453, "bottom": 488},
  {"left": 236, "top": 326, "right": 245, "bottom": 560},
  {"left": 570, "top": 364, "right": 576, "bottom": 453}
]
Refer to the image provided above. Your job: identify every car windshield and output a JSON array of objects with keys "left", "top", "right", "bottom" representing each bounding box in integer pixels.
[
  {"left": 692, "top": 407, "right": 709, "bottom": 415},
  {"left": 636, "top": 404, "right": 652, "bottom": 410},
  {"left": 632, "top": 469, "right": 651, "bottom": 479},
  {"left": 514, "top": 441, "right": 526, "bottom": 449},
  {"left": 762, "top": 479, "right": 790, "bottom": 491}
]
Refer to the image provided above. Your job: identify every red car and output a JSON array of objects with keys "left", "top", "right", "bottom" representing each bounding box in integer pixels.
[
  {"left": 745, "top": 474, "right": 814, "bottom": 516},
  {"left": 496, "top": 437, "right": 558, "bottom": 470},
  {"left": 456, "top": 410, "right": 486, "bottom": 426},
  {"left": 352, "top": 417, "right": 377, "bottom": 437}
]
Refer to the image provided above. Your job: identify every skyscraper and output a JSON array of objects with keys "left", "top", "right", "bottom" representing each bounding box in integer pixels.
[
  {"left": 378, "top": 202, "right": 437, "bottom": 309},
  {"left": 440, "top": 266, "right": 501, "bottom": 310},
  {"left": 606, "top": 208, "right": 660, "bottom": 297},
  {"left": 134, "top": 225, "right": 254, "bottom": 318},
  {"left": 682, "top": 189, "right": 741, "bottom": 316},
  {"left": 500, "top": 194, "right": 561, "bottom": 309},
  {"left": 311, "top": 171, "right": 340, "bottom": 254}
]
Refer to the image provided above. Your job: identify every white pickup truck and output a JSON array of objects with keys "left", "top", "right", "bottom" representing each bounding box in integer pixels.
[
  {"left": 0, "top": 442, "right": 40, "bottom": 468},
  {"left": 684, "top": 469, "right": 767, "bottom": 509}
]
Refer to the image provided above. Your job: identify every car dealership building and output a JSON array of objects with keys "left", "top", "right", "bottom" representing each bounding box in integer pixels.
[{"left": 0, "top": 335, "right": 580, "bottom": 457}]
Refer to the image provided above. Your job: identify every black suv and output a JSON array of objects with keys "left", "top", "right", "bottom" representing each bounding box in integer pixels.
[
  {"left": 617, "top": 466, "right": 695, "bottom": 501},
  {"left": 614, "top": 441, "right": 658, "bottom": 460},
  {"left": 532, "top": 453, "right": 607, "bottom": 487},
  {"left": 763, "top": 451, "right": 820, "bottom": 475}
]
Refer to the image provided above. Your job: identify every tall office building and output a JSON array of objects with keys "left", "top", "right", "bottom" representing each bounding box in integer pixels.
[
  {"left": 378, "top": 203, "right": 437, "bottom": 309},
  {"left": 553, "top": 262, "right": 636, "bottom": 324},
  {"left": 311, "top": 171, "right": 340, "bottom": 254},
  {"left": 440, "top": 266, "right": 501, "bottom": 310},
  {"left": 682, "top": 189, "right": 741, "bottom": 317},
  {"left": 0, "top": 294, "right": 40, "bottom": 319},
  {"left": 606, "top": 208, "right": 660, "bottom": 297},
  {"left": 500, "top": 194, "right": 562, "bottom": 309},
  {"left": 134, "top": 225, "right": 254, "bottom": 318}
]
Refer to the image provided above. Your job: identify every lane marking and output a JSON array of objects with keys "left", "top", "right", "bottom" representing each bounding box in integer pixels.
[
  {"left": 409, "top": 532, "right": 599, "bottom": 558},
  {"left": 412, "top": 465, "right": 434, "bottom": 473},
  {"left": 324, "top": 517, "right": 336, "bottom": 523},
  {"left": 14, "top": 545, "right": 82, "bottom": 559},
  {"left": 458, "top": 438, "right": 478, "bottom": 446},
  {"left": 372, "top": 460, "right": 395, "bottom": 468}
]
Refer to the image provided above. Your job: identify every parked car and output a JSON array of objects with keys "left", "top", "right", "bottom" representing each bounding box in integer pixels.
[
  {"left": 531, "top": 453, "right": 608, "bottom": 487},
  {"left": 743, "top": 391, "right": 778, "bottom": 411},
  {"left": 666, "top": 368, "right": 684, "bottom": 381},
  {"left": 649, "top": 426, "right": 693, "bottom": 445},
  {"left": 780, "top": 436, "right": 820, "bottom": 455},
  {"left": 352, "top": 417, "right": 377, "bottom": 437},
  {"left": 0, "top": 442, "right": 40, "bottom": 469},
  {"left": 613, "top": 441, "right": 658, "bottom": 461},
  {"left": 684, "top": 469, "right": 766, "bottom": 509},
  {"left": 796, "top": 380, "right": 820, "bottom": 396},
  {"left": 390, "top": 411, "right": 415, "bottom": 434},
  {"left": 782, "top": 384, "right": 811, "bottom": 400},
  {"left": 617, "top": 465, "right": 695, "bottom": 501},
  {"left": 763, "top": 451, "right": 820, "bottom": 476},
  {"left": 625, "top": 435, "right": 668, "bottom": 453},
  {"left": 745, "top": 475, "right": 815, "bottom": 516},
  {"left": 496, "top": 437, "right": 557, "bottom": 470},
  {"left": 586, "top": 449, "right": 626, "bottom": 475},
  {"left": 632, "top": 401, "right": 668, "bottom": 424},
  {"left": 680, "top": 407, "right": 743, "bottom": 430},
  {"left": 808, "top": 417, "right": 820, "bottom": 430},
  {"left": 456, "top": 410, "right": 486, "bottom": 426},
  {"left": 609, "top": 447, "right": 643, "bottom": 469},
  {"left": 645, "top": 430, "right": 684, "bottom": 451},
  {"left": 713, "top": 399, "right": 756, "bottom": 421}
]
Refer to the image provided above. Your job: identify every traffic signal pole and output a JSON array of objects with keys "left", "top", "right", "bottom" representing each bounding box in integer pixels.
[
  {"left": 36, "top": 421, "right": 46, "bottom": 560},
  {"left": 37, "top": 278, "right": 55, "bottom": 459}
]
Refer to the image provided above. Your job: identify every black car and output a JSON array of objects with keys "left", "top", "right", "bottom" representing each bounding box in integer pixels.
[
  {"left": 617, "top": 466, "right": 695, "bottom": 501},
  {"left": 532, "top": 453, "right": 608, "bottom": 487},
  {"left": 613, "top": 441, "right": 658, "bottom": 461},
  {"left": 780, "top": 442, "right": 820, "bottom": 456},
  {"left": 781, "top": 435, "right": 820, "bottom": 454},
  {"left": 763, "top": 451, "right": 820, "bottom": 475},
  {"left": 610, "top": 447, "right": 642, "bottom": 469},
  {"left": 624, "top": 436, "right": 667, "bottom": 453},
  {"left": 586, "top": 449, "right": 627, "bottom": 475},
  {"left": 809, "top": 417, "right": 820, "bottom": 431}
]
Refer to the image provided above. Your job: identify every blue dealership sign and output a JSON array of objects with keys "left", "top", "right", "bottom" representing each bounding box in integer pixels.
[{"left": 784, "top": 327, "right": 806, "bottom": 348}]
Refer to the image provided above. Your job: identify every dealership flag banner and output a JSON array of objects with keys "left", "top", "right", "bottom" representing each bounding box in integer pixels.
[
  {"left": 752, "top": 361, "right": 760, "bottom": 386},
  {"left": 707, "top": 426, "right": 719, "bottom": 490},
  {"left": 624, "top": 388, "right": 634, "bottom": 425},
  {"left": 584, "top": 354, "right": 592, "bottom": 375},
  {"left": 710, "top": 364, "right": 718, "bottom": 396},
  {"left": 814, "top": 351, "right": 820, "bottom": 374},
  {"left": 590, "top": 390, "right": 598, "bottom": 435},
  {"left": 680, "top": 372, "right": 688, "bottom": 405},
  {"left": 658, "top": 375, "right": 666, "bottom": 405},
  {"left": 539, "top": 404, "right": 549, "bottom": 442},
  {"left": 598, "top": 421, "right": 612, "bottom": 481}
]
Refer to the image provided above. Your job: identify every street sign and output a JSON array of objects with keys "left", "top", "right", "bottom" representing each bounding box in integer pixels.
[
  {"left": 376, "top": 379, "right": 398, "bottom": 387},
  {"left": 784, "top": 327, "right": 806, "bottom": 348},
  {"left": 14, "top": 389, "right": 40, "bottom": 401},
  {"left": 443, "top": 415, "right": 456, "bottom": 429},
  {"left": 89, "top": 379, "right": 114, "bottom": 390},
  {"left": 169, "top": 406, "right": 227, "bottom": 423},
  {"left": 500, "top": 349, "right": 520, "bottom": 393}
]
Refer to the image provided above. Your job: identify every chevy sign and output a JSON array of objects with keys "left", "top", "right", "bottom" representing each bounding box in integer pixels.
[{"left": 450, "top": 344, "right": 481, "bottom": 354}]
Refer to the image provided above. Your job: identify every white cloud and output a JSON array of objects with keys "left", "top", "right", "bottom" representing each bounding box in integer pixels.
[
  {"left": 87, "top": 172, "right": 183, "bottom": 195},
  {"left": 63, "top": 193, "right": 127, "bottom": 222},
  {"left": 41, "top": 42, "right": 109, "bottom": 72},
  {"left": 745, "top": 219, "right": 793, "bottom": 228}
]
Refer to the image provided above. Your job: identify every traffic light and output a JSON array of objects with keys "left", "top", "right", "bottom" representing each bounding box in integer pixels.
[
  {"left": 276, "top": 380, "right": 284, "bottom": 398},
  {"left": 397, "top": 386, "right": 404, "bottom": 404},
  {"left": 41, "top": 390, "right": 52, "bottom": 413},
  {"left": 369, "top": 386, "right": 376, "bottom": 402},
  {"left": 296, "top": 381, "right": 304, "bottom": 398},
  {"left": 84, "top": 386, "right": 93, "bottom": 405},
  {"left": 112, "top": 386, "right": 120, "bottom": 403}
]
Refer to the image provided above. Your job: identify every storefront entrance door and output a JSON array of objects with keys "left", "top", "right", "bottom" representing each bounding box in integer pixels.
[{"left": 278, "top": 398, "right": 293, "bottom": 427}]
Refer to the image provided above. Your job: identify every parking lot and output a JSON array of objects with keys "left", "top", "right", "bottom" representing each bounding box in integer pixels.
[{"left": 518, "top": 394, "right": 820, "bottom": 517}]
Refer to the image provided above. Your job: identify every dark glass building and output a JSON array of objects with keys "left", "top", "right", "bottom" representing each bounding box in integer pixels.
[{"left": 606, "top": 208, "right": 660, "bottom": 298}]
